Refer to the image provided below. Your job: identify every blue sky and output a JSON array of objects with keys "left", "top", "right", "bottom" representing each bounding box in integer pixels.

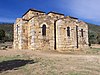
[{"left": 0, "top": 0, "right": 100, "bottom": 25}]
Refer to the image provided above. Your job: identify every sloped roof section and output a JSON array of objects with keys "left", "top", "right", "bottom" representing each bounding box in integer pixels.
[{"left": 22, "top": 8, "right": 45, "bottom": 17}]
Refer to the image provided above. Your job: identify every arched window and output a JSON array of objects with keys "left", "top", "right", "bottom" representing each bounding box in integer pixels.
[
  {"left": 81, "top": 29, "right": 83, "bottom": 37},
  {"left": 67, "top": 27, "right": 70, "bottom": 37},
  {"left": 42, "top": 25, "right": 46, "bottom": 36}
]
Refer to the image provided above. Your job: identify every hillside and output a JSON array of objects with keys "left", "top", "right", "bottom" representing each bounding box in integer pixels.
[
  {"left": 88, "top": 23, "right": 100, "bottom": 33},
  {"left": 86, "top": 23, "right": 100, "bottom": 44},
  {"left": 0, "top": 23, "right": 13, "bottom": 41},
  {"left": 0, "top": 22, "right": 100, "bottom": 44}
]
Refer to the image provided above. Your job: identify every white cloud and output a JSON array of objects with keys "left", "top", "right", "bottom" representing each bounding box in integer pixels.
[{"left": 58, "top": 0, "right": 100, "bottom": 24}]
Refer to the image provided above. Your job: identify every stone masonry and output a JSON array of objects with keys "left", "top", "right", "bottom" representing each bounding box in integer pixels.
[{"left": 13, "top": 9, "right": 89, "bottom": 52}]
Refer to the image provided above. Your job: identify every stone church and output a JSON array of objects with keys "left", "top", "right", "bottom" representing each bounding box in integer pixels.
[{"left": 13, "top": 9, "right": 89, "bottom": 52}]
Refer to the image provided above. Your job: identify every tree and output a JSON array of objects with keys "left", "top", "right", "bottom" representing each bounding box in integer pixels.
[
  {"left": 0, "top": 29, "right": 5, "bottom": 40},
  {"left": 88, "top": 31, "right": 98, "bottom": 44},
  {"left": 97, "top": 33, "right": 100, "bottom": 44}
]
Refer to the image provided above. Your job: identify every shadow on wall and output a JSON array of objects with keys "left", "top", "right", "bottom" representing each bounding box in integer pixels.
[{"left": 0, "top": 59, "right": 36, "bottom": 73}]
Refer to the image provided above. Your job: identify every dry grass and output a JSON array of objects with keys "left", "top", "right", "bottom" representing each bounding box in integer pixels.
[{"left": 0, "top": 47, "right": 99, "bottom": 75}]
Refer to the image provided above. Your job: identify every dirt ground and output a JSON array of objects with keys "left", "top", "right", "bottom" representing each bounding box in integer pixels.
[
  {"left": 0, "top": 44, "right": 100, "bottom": 75},
  {"left": 91, "top": 44, "right": 100, "bottom": 48},
  {"left": 0, "top": 45, "right": 100, "bottom": 75}
]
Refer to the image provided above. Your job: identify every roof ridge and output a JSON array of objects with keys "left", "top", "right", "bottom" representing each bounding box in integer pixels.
[{"left": 47, "top": 11, "right": 64, "bottom": 15}]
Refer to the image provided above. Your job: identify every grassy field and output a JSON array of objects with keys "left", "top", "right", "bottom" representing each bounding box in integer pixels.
[{"left": 0, "top": 45, "right": 100, "bottom": 75}]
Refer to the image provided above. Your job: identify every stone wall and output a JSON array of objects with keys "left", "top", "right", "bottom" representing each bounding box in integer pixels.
[
  {"left": 28, "top": 15, "right": 55, "bottom": 50},
  {"left": 13, "top": 18, "right": 29, "bottom": 49},
  {"left": 14, "top": 18, "right": 23, "bottom": 49},
  {"left": 56, "top": 17, "right": 89, "bottom": 51}
]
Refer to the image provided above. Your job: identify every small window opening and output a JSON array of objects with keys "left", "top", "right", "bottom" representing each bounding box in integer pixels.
[
  {"left": 42, "top": 25, "right": 46, "bottom": 36},
  {"left": 36, "top": 13, "right": 38, "bottom": 15},
  {"left": 81, "top": 29, "right": 83, "bottom": 37},
  {"left": 67, "top": 27, "right": 70, "bottom": 37},
  {"left": 17, "top": 25, "right": 19, "bottom": 35}
]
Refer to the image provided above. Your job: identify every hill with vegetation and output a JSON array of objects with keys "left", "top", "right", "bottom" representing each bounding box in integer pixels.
[
  {"left": 0, "top": 22, "right": 100, "bottom": 44},
  {"left": 86, "top": 23, "right": 100, "bottom": 44},
  {"left": 0, "top": 23, "right": 13, "bottom": 42}
]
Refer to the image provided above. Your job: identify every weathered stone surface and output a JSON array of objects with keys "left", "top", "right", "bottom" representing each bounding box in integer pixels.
[{"left": 13, "top": 9, "right": 89, "bottom": 52}]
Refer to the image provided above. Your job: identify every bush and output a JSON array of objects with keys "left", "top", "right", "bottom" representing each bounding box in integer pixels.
[{"left": 0, "top": 29, "right": 5, "bottom": 40}]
